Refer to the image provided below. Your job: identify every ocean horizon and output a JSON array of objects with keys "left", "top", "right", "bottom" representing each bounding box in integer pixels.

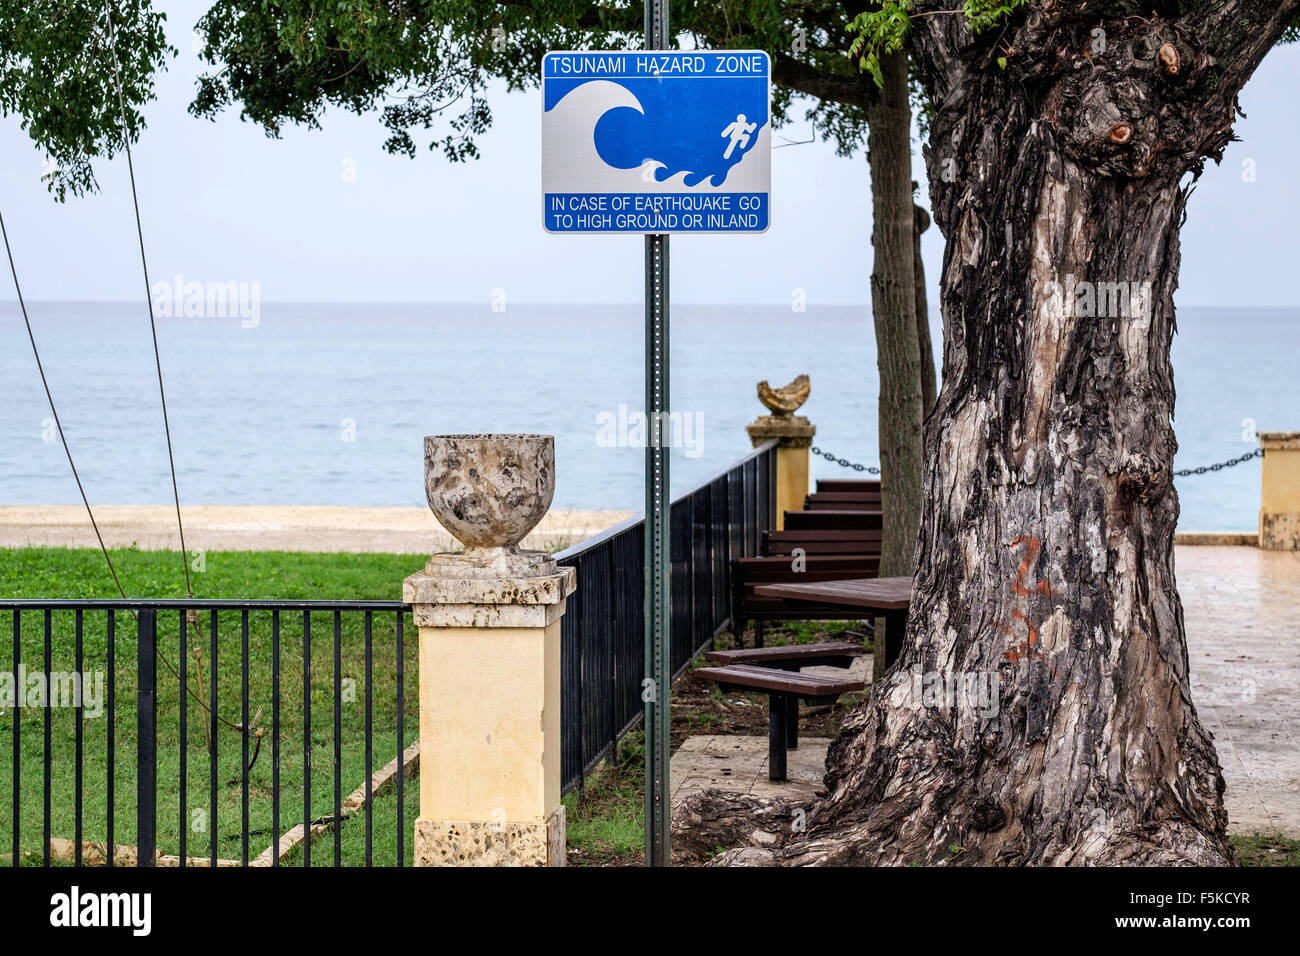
[{"left": 1, "top": 301, "right": 1293, "bottom": 531}]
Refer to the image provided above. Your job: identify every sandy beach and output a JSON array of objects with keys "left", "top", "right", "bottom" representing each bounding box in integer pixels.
[
  {"left": 0, "top": 505, "right": 1255, "bottom": 555},
  {"left": 0, "top": 505, "right": 635, "bottom": 555}
]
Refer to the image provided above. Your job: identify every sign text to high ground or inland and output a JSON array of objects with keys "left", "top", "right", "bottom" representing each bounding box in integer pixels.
[{"left": 542, "top": 51, "right": 771, "bottom": 234}]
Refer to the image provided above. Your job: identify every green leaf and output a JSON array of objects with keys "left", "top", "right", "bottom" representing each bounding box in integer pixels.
[{"left": 868, "top": 58, "right": 884, "bottom": 87}]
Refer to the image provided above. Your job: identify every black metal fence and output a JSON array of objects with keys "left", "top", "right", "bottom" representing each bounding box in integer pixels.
[
  {"left": 2, "top": 442, "right": 778, "bottom": 863},
  {"left": 1, "top": 601, "right": 411, "bottom": 867},
  {"left": 555, "top": 439, "right": 778, "bottom": 793}
]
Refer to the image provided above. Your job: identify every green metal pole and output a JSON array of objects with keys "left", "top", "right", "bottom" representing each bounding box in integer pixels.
[{"left": 644, "top": 0, "right": 672, "bottom": 868}]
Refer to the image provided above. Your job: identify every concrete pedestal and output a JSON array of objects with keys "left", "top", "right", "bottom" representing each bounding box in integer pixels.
[{"left": 403, "top": 562, "right": 576, "bottom": 866}]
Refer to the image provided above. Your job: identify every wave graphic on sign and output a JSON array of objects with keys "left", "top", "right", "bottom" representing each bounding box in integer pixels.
[{"left": 542, "top": 80, "right": 769, "bottom": 194}]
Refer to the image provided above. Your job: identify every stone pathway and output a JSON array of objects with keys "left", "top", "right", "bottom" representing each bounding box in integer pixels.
[
  {"left": 672, "top": 736, "right": 835, "bottom": 805},
  {"left": 672, "top": 545, "right": 1300, "bottom": 837}
]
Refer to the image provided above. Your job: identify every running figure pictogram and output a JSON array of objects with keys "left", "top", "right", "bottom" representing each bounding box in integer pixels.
[{"left": 721, "top": 114, "right": 757, "bottom": 159}]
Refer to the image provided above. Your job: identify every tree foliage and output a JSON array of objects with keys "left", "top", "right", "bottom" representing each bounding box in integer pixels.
[
  {"left": 10, "top": 2, "right": 1299, "bottom": 200},
  {"left": 0, "top": 0, "right": 174, "bottom": 199},
  {"left": 4, "top": 2, "right": 892, "bottom": 199},
  {"left": 190, "top": 2, "right": 882, "bottom": 162}
]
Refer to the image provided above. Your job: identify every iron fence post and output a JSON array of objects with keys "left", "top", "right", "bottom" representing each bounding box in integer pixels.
[{"left": 137, "top": 608, "right": 157, "bottom": 867}]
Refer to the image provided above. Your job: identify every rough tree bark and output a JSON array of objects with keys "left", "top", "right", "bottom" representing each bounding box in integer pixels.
[{"left": 674, "top": 0, "right": 1298, "bottom": 866}]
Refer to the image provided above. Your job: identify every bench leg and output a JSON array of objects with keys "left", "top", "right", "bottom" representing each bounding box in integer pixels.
[
  {"left": 768, "top": 694, "right": 787, "bottom": 782},
  {"left": 786, "top": 695, "right": 799, "bottom": 750},
  {"left": 755, "top": 619, "right": 766, "bottom": 649}
]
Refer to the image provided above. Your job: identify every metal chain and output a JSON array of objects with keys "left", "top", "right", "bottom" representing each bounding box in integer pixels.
[
  {"left": 813, "top": 446, "right": 1261, "bottom": 478},
  {"left": 1173, "top": 447, "right": 1263, "bottom": 477},
  {"left": 812, "top": 446, "right": 880, "bottom": 475}
]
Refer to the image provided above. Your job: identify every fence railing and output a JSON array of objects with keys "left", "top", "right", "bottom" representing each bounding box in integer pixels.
[
  {"left": 2, "top": 442, "right": 779, "bottom": 863},
  {"left": 1, "top": 600, "right": 411, "bottom": 867},
  {"left": 555, "top": 439, "right": 778, "bottom": 793}
]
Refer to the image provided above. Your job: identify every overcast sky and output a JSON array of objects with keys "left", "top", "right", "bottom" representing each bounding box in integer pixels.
[{"left": 2, "top": 2, "right": 1298, "bottom": 307}]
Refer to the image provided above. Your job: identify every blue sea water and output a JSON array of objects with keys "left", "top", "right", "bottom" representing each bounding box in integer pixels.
[{"left": 0, "top": 302, "right": 1293, "bottom": 530}]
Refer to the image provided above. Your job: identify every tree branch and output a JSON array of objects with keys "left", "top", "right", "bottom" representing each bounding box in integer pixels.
[{"left": 772, "top": 50, "right": 877, "bottom": 109}]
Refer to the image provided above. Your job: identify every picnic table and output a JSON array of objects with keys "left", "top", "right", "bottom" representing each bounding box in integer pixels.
[
  {"left": 692, "top": 664, "right": 865, "bottom": 781},
  {"left": 753, "top": 576, "right": 912, "bottom": 670}
]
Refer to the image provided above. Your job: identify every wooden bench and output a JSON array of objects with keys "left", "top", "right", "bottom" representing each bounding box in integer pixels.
[
  {"left": 704, "top": 641, "right": 865, "bottom": 671},
  {"left": 694, "top": 664, "right": 866, "bottom": 781},
  {"left": 783, "top": 509, "right": 882, "bottom": 531},
  {"left": 732, "top": 555, "right": 879, "bottom": 639},
  {"left": 804, "top": 491, "right": 881, "bottom": 511},
  {"left": 761, "top": 528, "right": 883, "bottom": 556},
  {"left": 816, "top": 479, "right": 879, "bottom": 493},
  {"left": 732, "top": 532, "right": 882, "bottom": 645},
  {"left": 754, "top": 577, "right": 912, "bottom": 671}
]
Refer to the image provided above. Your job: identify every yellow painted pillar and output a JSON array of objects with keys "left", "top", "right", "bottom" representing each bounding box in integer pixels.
[
  {"left": 745, "top": 376, "right": 815, "bottom": 530},
  {"left": 403, "top": 563, "right": 575, "bottom": 865},
  {"left": 774, "top": 441, "right": 813, "bottom": 528},
  {"left": 1259, "top": 431, "right": 1300, "bottom": 550}
]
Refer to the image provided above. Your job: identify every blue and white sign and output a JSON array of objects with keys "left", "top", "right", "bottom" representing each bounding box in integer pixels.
[{"left": 542, "top": 50, "right": 771, "bottom": 234}]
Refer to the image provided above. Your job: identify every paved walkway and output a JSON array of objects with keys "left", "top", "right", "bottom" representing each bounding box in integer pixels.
[
  {"left": 1181, "top": 546, "right": 1300, "bottom": 836},
  {"left": 673, "top": 736, "right": 838, "bottom": 805},
  {"left": 673, "top": 545, "right": 1300, "bottom": 837}
]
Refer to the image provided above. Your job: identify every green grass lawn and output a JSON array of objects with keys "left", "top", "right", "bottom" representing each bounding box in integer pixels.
[
  {"left": 0, "top": 546, "right": 424, "bottom": 866},
  {"left": 563, "top": 731, "right": 645, "bottom": 866},
  {"left": 1230, "top": 833, "right": 1300, "bottom": 866}
]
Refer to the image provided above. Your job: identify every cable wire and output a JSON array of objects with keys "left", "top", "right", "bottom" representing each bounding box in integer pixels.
[
  {"left": 1, "top": 209, "right": 131, "bottom": 603},
  {"left": 102, "top": 0, "right": 194, "bottom": 599}
]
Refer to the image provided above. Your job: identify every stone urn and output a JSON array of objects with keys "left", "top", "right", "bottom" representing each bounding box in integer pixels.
[{"left": 423, "top": 434, "right": 557, "bottom": 577}]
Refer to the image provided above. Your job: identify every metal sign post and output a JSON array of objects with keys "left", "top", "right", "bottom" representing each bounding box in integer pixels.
[
  {"left": 643, "top": 0, "right": 672, "bottom": 869},
  {"left": 541, "top": 2, "right": 769, "bottom": 865}
]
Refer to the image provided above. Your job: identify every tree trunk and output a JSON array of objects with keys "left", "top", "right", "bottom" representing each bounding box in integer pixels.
[
  {"left": 675, "top": 0, "right": 1298, "bottom": 866},
  {"left": 868, "top": 51, "right": 924, "bottom": 583},
  {"left": 913, "top": 198, "right": 936, "bottom": 416},
  {"left": 867, "top": 52, "right": 926, "bottom": 680}
]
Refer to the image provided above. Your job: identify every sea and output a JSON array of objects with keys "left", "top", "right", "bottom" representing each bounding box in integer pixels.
[{"left": 0, "top": 302, "right": 1294, "bottom": 531}]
